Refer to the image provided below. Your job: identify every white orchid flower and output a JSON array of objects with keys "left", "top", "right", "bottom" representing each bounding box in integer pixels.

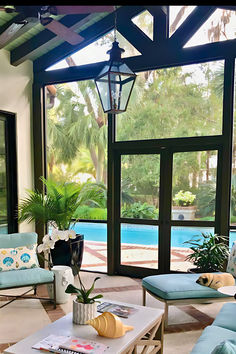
[
  {"left": 52, "top": 230, "right": 68, "bottom": 241},
  {"left": 67, "top": 230, "right": 76, "bottom": 240},
  {"left": 42, "top": 234, "right": 51, "bottom": 243},
  {"left": 37, "top": 239, "right": 55, "bottom": 253},
  {"left": 37, "top": 243, "right": 45, "bottom": 253},
  {"left": 51, "top": 230, "right": 63, "bottom": 242},
  {"left": 51, "top": 229, "right": 76, "bottom": 241}
]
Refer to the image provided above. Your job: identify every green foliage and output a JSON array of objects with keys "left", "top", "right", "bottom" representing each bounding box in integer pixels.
[
  {"left": 76, "top": 205, "right": 107, "bottom": 220},
  {"left": 65, "top": 276, "right": 103, "bottom": 304},
  {"left": 230, "top": 175, "right": 236, "bottom": 217},
  {"left": 47, "top": 60, "right": 227, "bottom": 219},
  {"left": 173, "top": 190, "right": 196, "bottom": 207},
  {"left": 121, "top": 202, "right": 157, "bottom": 219},
  {"left": 195, "top": 182, "right": 215, "bottom": 218},
  {"left": 47, "top": 81, "right": 107, "bottom": 184},
  {"left": 18, "top": 177, "right": 105, "bottom": 230},
  {"left": 121, "top": 155, "right": 160, "bottom": 202},
  {"left": 184, "top": 233, "right": 229, "bottom": 272}
]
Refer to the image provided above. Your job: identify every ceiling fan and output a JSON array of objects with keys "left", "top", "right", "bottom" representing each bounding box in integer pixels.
[{"left": 0, "top": 5, "right": 115, "bottom": 45}]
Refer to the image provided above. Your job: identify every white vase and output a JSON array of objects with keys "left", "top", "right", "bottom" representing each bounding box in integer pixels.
[
  {"left": 73, "top": 300, "right": 97, "bottom": 325},
  {"left": 47, "top": 265, "right": 74, "bottom": 304}
]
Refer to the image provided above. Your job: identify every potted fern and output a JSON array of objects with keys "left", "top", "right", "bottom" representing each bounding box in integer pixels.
[
  {"left": 18, "top": 176, "right": 105, "bottom": 273},
  {"left": 65, "top": 274, "right": 103, "bottom": 324}
]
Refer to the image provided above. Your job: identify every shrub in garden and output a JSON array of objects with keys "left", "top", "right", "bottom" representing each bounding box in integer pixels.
[
  {"left": 173, "top": 190, "right": 196, "bottom": 207},
  {"left": 121, "top": 202, "right": 157, "bottom": 219}
]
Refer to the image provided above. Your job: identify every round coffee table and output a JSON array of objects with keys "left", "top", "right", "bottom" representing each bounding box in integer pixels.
[{"left": 218, "top": 286, "right": 236, "bottom": 299}]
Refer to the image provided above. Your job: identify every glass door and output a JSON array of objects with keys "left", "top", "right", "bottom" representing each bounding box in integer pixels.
[
  {"left": 170, "top": 150, "right": 218, "bottom": 272},
  {"left": 0, "top": 120, "right": 7, "bottom": 232},
  {"left": 0, "top": 113, "right": 18, "bottom": 234},
  {"left": 115, "top": 148, "right": 219, "bottom": 276},
  {"left": 119, "top": 154, "right": 160, "bottom": 273}
]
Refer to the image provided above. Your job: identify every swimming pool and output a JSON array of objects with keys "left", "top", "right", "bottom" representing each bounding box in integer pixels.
[{"left": 72, "top": 222, "right": 236, "bottom": 248}]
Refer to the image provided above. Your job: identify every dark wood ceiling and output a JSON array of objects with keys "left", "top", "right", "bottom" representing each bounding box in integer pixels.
[{"left": 0, "top": 5, "right": 146, "bottom": 70}]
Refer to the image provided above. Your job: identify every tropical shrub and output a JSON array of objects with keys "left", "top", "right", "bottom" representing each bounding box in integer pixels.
[
  {"left": 121, "top": 202, "right": 157, "bottom": 219},
  {"left": 75, "top": 206, "right": 107, "bottom": 220},
  {"left": 195, "top": 182, "right": 215, "bottom": 218},
  {"left": 18, "top": 177, "right": 105, "bottom": 230},
  {"left": 173, "top": 190, "right": 196, "bottom": 207},
  {"left": 184, "top": 232, "right": 229, "bottom": 272}
]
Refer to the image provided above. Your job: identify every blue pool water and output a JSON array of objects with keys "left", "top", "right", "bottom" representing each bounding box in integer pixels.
[{"left": 72, "top": 222, "right": 236, "bottom": 248}]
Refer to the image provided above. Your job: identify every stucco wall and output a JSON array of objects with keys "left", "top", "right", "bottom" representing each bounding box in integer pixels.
[{"left": 0, "top": 49, "right": 34, "bottom": 232}]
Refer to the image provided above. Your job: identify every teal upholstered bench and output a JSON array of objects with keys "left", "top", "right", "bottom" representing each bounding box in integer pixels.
[
  {"left": 0, "top": 232, "right": 56, "bottom": 308},
  {"left": 191, "top": 303, "right": 236, "bottom": 353},
  {"left": 142, "top": 273, "right": 235, "bottom": 327}
]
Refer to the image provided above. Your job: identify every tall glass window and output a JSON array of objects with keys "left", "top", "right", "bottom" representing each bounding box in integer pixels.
[
  {"left": 46, "top": 80, "right": 107, "bottom": 272},
  {"left": 116, "top": 61, "right": 224, "bottom": 141}
]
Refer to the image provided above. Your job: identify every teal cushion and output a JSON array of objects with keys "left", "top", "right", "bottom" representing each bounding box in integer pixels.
[
  {"left": 211, "top": 340, "right": 236, "bottom": 354},
  {"left": 213, "top": 303, "right": 236, "bottom": 332},
  {"left": 190, "top": 326, "right": 236, "bottom": 354},
  {"left": 0, "top": 268, "right": 54, "bottom": 288},
  {"left": 142, "top": 274, "right": 234, "bottom": 300},
  {"left": 0, "top": 232, "right": 38, "bottom": 248}
]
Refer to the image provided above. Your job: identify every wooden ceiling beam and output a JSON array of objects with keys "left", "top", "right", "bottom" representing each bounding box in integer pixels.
[
  {"left": 117, "top": 12, "right": 153, "bottom": 54},
  {"left": 10, "top": 13, "right": 90, "bottom": 66},
  {"left": 31, "top": 6, "right": 145, "bottom": 72},
  {"left": 146, "top": 6, "right": 169, "bottom": 43},
  {"left": 216, "top": 6, "right": 236, "bottom": 11},
  {"left": 169, "top": 6, "right": 216, "bottom": 48}
]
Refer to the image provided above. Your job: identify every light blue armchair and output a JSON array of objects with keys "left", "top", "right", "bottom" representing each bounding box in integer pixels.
[{"left": 0, "top": 232, "right": 56, "bottom": 309}]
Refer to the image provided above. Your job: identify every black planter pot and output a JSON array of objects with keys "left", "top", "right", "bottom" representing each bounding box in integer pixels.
[
  {"left": 50, "top": 234, "right": 84, "bottom": 274},
  {"left": 187, "top": 268, "right": 215, "bottom": 273}
]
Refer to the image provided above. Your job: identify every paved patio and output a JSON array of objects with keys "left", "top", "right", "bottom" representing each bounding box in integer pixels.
[{"left": 81, "top": 241, "right": 193, "bottom": 272}]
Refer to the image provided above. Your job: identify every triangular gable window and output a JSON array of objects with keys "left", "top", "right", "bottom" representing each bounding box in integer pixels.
[
  {"left": 131, "top": 10, "right": 154, "bottom": 40},
  {"left": 185, "top": 8, "right": 236, "bottom": 48},
  {"left": 169, "top": 6, "right": 196, "bottom": 37},
  {"left": 47, "top": 29, "right": 141, "bottom": 71}
]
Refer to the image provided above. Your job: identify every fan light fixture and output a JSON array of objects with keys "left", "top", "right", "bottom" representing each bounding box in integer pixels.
[{"left": 95, "top": 8, "right": 136, "bottom": 114}]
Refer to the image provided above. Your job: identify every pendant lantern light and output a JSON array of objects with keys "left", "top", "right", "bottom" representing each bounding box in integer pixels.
[{"left": 95, "top": 8, "right": 136, "bottom": 114}]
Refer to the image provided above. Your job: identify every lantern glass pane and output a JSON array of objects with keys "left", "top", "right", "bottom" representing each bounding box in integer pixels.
[
  {"left": 97, "top": 64, "right": 110, "bottom": 77},
  {"left": 120, "top": 78, "right": 135, "bottom": 111},
  {"left": 96, "top": 74, "right": 110, "bottom": 112},
  {"left": 109, "top": 73, "right": 122, "bottom": 111},
  {"left": 110, "top": 61, "right": 134, "bottom": 75}
]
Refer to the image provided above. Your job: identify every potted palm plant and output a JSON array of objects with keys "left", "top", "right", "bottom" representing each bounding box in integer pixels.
[
  {"left": 184, "top": 232, "right": 230, "bottom": 273},
  {"left": 65, "top": 273, "right": 103, "bottom": 324},
  {"left": 18, "top": 176, "right": 105, "bottom": 273}
]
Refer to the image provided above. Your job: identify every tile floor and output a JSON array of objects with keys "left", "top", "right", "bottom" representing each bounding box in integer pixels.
[{"left": 0, "top": 271, "right": 234, "bottom": 354}]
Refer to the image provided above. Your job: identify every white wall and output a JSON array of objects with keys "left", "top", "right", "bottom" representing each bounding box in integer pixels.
[{"left": 0, "top": 49, "right": 34, "bottom": 232}]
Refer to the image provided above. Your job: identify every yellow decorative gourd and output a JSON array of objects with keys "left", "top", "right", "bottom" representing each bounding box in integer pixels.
[{"left": 86, "top": 312, "right": 134, "bottom": 338}]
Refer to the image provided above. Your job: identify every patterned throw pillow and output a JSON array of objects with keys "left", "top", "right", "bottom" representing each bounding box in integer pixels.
[
  {"left": 0, "top": 244, "right": 39, "bottom": 272},
  {"left": 211, "top": 339, "right": 236, "bottom": 354},
  {"left": 226, "top": 241, "right": 236, "bottom": 278}
]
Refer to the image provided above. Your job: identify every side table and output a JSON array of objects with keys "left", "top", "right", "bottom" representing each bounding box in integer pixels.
[{"left": 218, "top": 285, "right": 236, "bottom": 299}]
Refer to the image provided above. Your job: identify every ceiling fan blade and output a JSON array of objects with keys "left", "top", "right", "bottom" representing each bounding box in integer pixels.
[
  {"left": 50, "top": 6, "right": 114, "bottom": 15},
  {"left": 0, "top": 6, "right": 16, "bottom": 13},
  {"left": 41, "top": 17, "right": 84, "bottom": 45},
  {"left": 0, "top": 22, "right": 26, "bottom": 47}
]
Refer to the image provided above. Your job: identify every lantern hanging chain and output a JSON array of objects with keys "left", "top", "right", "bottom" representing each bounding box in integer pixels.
[{"left": 114, "top": 6, "right": 117, "bottom": 42}]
